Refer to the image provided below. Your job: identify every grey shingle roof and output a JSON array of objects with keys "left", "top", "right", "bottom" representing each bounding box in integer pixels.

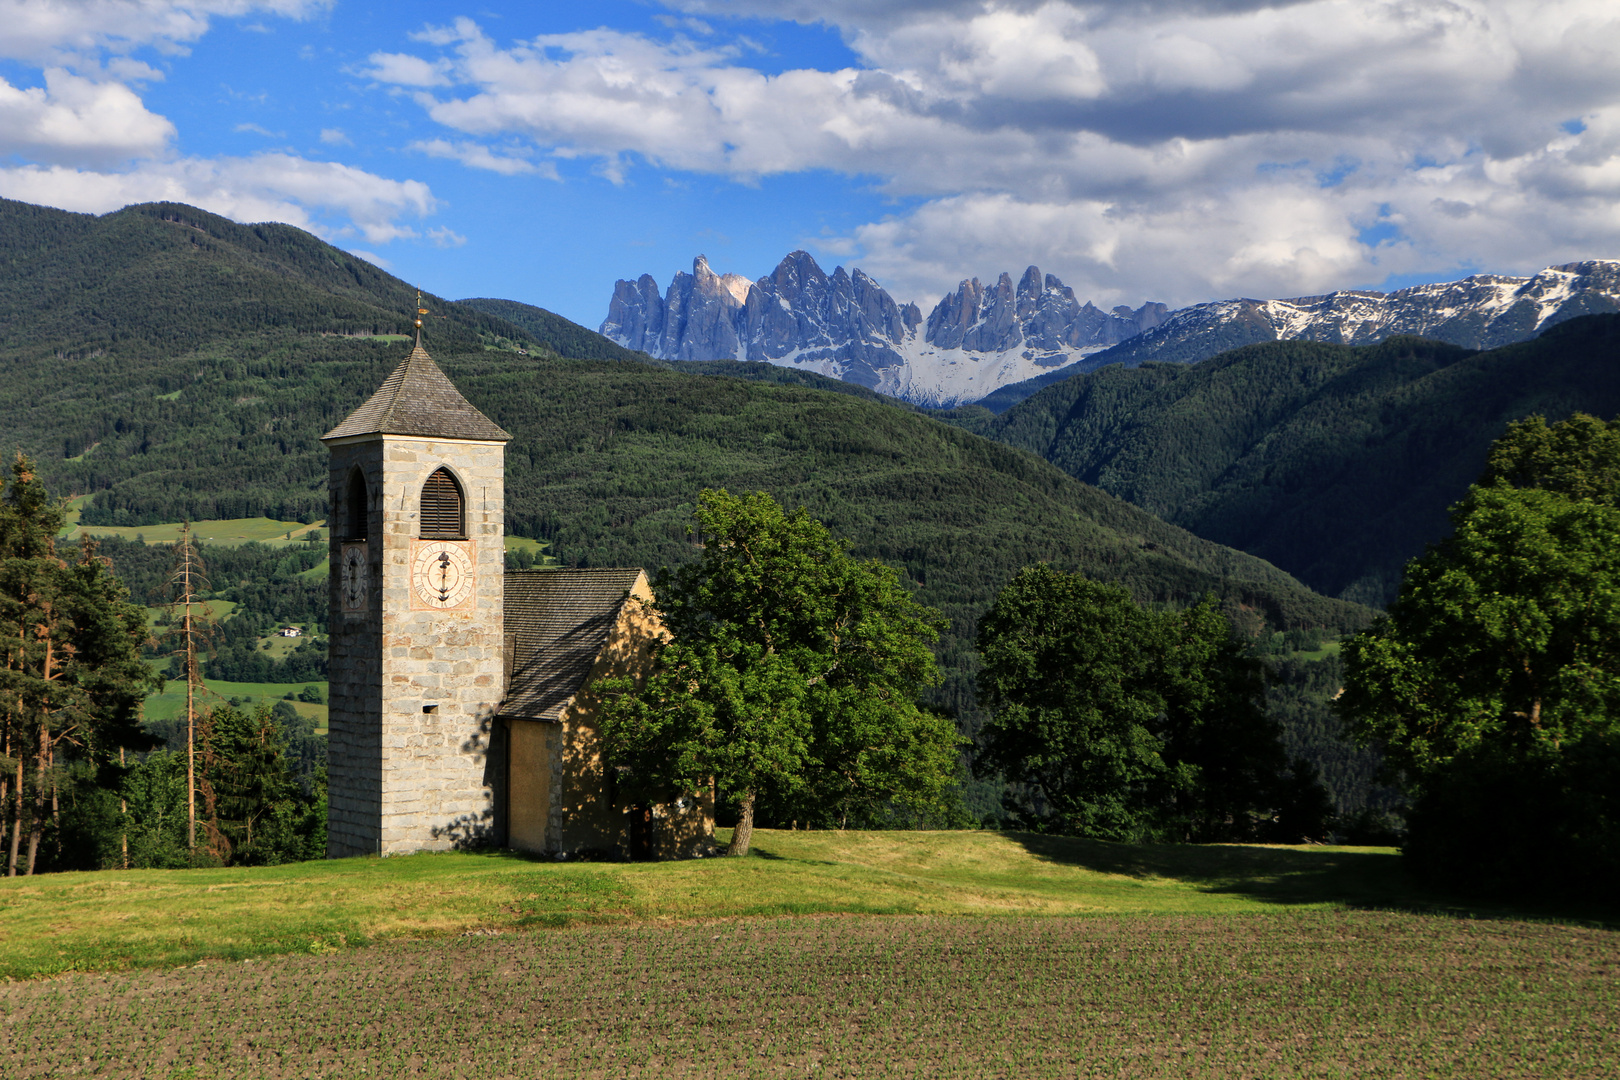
[
  {"left": 502, "top": 568, "right": 648, "bottom": 721},
  {"left": 322, "top": 343, "right": 511, "bottom": 442}
]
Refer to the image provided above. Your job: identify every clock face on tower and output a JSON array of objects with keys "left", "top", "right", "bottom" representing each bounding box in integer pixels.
[
  {"left": 410, "top": 540, "right": 476, "bottom": 610},
  {"left": 340, "top": 543, "right": 368, "bottom": 615}
]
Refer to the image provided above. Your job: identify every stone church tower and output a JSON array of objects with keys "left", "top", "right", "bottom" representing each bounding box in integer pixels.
[{"left": 321, "top": 343, "right": 511, "bottom": 857}]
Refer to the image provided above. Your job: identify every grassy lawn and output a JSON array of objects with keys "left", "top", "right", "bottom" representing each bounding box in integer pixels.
[
  {"left": 142, "top": 679, "right": 328, "bottom": 728},
  {"left": 0, "top": 832, "right": 1614, "bottom": 1077},
  {"left": 0, "top": 828, "right": 1595, "bottom": 982},
  {"left": 63, "top": 516, "right": 327, "bottom": 547}
]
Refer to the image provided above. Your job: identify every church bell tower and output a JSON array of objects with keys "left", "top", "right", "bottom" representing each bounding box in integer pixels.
[{"left": 321, "top": 335, "right": 511, "bottom": 857}]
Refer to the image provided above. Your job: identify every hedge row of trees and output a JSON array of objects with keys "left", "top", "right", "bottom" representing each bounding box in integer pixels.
[{"left": 602, "top": 490, "right": 1336, "bottom": 852}]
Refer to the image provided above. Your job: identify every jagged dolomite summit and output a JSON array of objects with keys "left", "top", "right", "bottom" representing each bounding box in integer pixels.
[
  {"left": 602, "top": 255, "right": 1620, "bottom": 408},
  {"left": 601, "top": 252, "right": 1166, "bottom": 407}
]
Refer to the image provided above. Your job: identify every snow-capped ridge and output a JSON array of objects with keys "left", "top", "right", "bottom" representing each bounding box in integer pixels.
[
  {"left": 1115, "top": 260, "right": 1620, "bottom": 367},
  {"left": 602, "top": 256, "right": 1620, "bottom": 406},
  {"left": 602, "top": 252, "right": 1165, "bottom": 406}
]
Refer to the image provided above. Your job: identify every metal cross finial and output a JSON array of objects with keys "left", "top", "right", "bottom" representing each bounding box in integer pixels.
[{"left": 411, "top": 288, "right": 447, "bottom": 349}]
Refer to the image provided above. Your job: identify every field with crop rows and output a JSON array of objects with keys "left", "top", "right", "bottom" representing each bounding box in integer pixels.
[{"left": 3, "top": 912, "right": 1615, "bottom": 1078}]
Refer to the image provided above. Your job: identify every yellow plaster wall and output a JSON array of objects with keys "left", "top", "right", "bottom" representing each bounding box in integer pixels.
[{"left": 551, "top": 572, "right": 715, "bottom": 858}]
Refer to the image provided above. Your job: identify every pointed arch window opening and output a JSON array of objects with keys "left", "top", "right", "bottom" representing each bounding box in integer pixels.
[
  {"left": 344, "top": 468, "right": 369, "bottom": 542},
  {"left": 420, "top": 467, "right": 466, "bottom": 540}
]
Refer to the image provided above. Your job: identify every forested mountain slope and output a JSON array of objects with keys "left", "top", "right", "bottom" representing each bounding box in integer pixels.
[
  {"left": 457, "top": 296, "right": 651, "bottom": 364},
  {"left": 0, "top": 198, "right": 545, "bottom": 522},
  {"left": 980, "top": 317, "right": 1620, "bottom": 604},
  {"left": 0, "top": 198, "right": 1371, "bottom": 728}
]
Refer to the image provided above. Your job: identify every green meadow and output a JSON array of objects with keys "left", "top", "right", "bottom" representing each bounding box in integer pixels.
[
  {"left": 141, "top": 679, "right": 327, "bottom": 729},
  {"left": 66, "top": 516, "right": 326, "bottom": 548},
  {"left": 2, "top": 831, "right": 1614, "bottom": 1078},
  {"left": 0, "top": 828, "right": 1593, "bottom": 982}
]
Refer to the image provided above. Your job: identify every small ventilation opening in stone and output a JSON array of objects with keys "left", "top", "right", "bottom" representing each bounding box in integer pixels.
[{"left": 422, "top": 704, "right": 438, "bottom": 714}]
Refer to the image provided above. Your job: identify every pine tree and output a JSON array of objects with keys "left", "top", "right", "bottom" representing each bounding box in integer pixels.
[{"left": 0, "top": 455, "right": 155, "bottom": 875}]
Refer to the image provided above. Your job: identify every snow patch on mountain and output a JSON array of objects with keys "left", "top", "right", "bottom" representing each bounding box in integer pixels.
[
  {"left": 603, "top": 254, "right": 1620, "bottom": 406},
  {"left": 602, "top": 252, "right": 1165, "bottom": 407},
  {"left": 1108, "top": 261, "right": 1620, "bottom": 368}
]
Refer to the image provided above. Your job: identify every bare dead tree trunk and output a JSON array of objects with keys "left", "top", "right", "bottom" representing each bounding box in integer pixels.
[
  {"left": 727, "top": 791, "right": 756, "bottom": 857},
  {"left": 120, "top": 746, "right": 128, "bottom": 871},
  {"left": 25, "top": 725, "right": 46, "bottom": 875},
  {"left": 5, "top": 754, "right": 19, "bottom": 877}
]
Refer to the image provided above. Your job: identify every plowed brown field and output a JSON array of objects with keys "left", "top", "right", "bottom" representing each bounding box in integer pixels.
[{"left": 5, "top": 911, "right": 1615, "bottom": 1078}]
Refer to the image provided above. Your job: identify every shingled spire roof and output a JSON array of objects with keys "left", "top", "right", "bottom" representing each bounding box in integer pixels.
[{"left": 322, "top": 344, "right": 511, "bottom": 442}]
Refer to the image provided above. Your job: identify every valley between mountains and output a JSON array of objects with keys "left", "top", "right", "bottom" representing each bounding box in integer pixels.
[{"left": 6, "top": 195, "right": 1618, "bottom": 822}]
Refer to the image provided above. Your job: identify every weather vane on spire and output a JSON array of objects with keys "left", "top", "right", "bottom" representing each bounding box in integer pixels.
[{"left": 411, "top": 288, "right": 447, "bottom": 350}]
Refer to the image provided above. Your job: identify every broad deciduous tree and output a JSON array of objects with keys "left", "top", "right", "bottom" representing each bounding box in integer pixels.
[
  {"left": 975, "top": 566, "right": 1328, "bottom": 843},
  {"left": 1340, "top": 413, "right": 1620, "bottom": 894},
  {"left": 1340, "top": 414, "right": 1620, "bottom": 780},
  {"left": 600, "top": 489, "right": 961, "bottom": 856}
]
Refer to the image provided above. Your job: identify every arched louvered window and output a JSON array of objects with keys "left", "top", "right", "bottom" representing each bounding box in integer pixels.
[
  {"left": 420, "top": 467, "right": 465, "bottom": 539},
  {"left": 344, "top": 469, "right": 368, "bottom": 541}
]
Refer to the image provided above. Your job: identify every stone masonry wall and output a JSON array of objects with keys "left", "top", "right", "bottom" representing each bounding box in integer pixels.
[
  {"left": 326, "top": 434, "right": 506, "bottom": 857},
  {"left": 551, "top": 574, "right": 714, "bottom": 858},
  {"left": 326, "top": 441, "right": 384, "bottom": 858},
  {"left": 378, "top": 436, "right": 506, "bottom": 853}
]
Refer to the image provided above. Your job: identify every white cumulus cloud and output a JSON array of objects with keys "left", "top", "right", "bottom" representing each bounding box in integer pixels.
[
  {"left": 0, "top": 0, "right": 440, "bottom": 251},
  {"left": 0, "top": 0, "right": 329, "bottom": 65},
  {"left": 0, "top": 68, "right": 174, "bottom": 165},
  {"left": 367, "top": 1, "right": 1620, "bottom": 307},
  {"left": 0, "top": 154, "right": 436, "bottom": 244}
]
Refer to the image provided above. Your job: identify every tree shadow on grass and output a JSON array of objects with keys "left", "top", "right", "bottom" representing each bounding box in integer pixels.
[{"left": 1005, "top": 831, "right": 1619, "bottom": 925}]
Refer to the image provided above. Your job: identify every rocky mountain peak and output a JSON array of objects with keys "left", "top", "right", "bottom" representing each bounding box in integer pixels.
[{"left": 602, "top": 252, "right": 1171, "bottom": 405}]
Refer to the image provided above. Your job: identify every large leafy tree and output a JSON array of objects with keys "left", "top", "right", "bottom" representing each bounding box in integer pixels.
[
  {"left": 1339, "top": 414, "right": 1620, "bottom": 894},
  {"left": 600, "top": 489, "right": 961, "bottom": 856},
  {"left": 975, "top": 566, "right": 1328, "bottom": 843},
  {"left": 1340, "top": 414, "right": 1620, "bottom": 779},
  {"left": 0, "top": 455, "right": 157, "bottom": 875}
]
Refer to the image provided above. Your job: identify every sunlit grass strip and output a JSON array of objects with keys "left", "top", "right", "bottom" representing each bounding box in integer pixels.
[{"left": 0, "top": 829, "right": 1485, "bottom": 980}]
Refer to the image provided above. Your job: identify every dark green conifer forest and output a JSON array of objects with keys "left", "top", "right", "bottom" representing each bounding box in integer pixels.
[{"left": 969, "top": 320, "right": 1620, "bottom": 605}]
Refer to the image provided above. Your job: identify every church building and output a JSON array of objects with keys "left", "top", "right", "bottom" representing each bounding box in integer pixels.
[{"left": 321, "top": 341, "right": 713, "bottom": 859}]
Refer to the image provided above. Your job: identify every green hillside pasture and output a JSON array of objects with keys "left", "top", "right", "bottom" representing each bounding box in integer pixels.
[
  {"left": 505, "top": 536, "right": 548, "bottom": 555},
  {"left": 142, "top": 598, "right": 236, "bottom": 629},
  {"left": 3, "top": 913, "right": 1611, "bottom": 1079},
  {"left": 143, "top": 679, "right": 327, "bottom": 729},
  {"left": 67, "top": 516, "right": 326, "bottom": 547},
  {"left": 0, "top": 828, "right": 1589, "bottom": 982}
]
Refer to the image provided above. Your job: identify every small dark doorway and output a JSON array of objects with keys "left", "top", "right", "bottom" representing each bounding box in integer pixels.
[{"left": 630, "top": 805, "right": 653, "bottom": 861}]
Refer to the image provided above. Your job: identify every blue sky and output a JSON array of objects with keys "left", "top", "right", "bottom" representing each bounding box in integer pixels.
[{"left": 2, "top": 1, "right": 1618, "bottom": 327}]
